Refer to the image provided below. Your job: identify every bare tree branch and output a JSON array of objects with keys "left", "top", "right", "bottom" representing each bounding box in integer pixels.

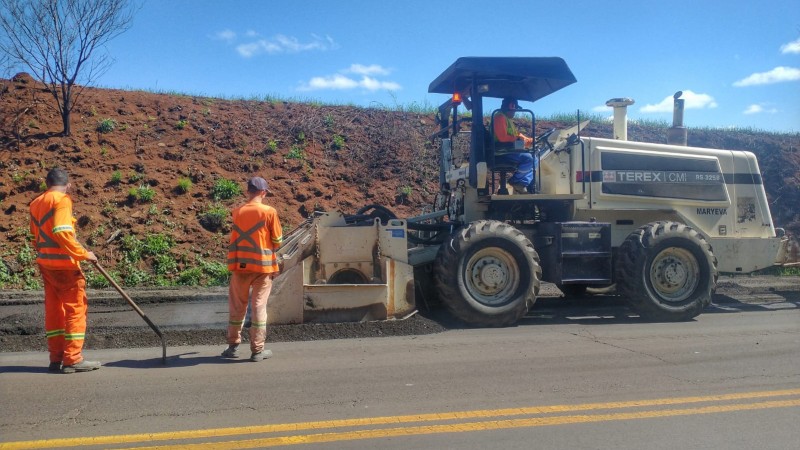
[{"left": 0, "top": 0, "right": 137, "bottom": 136}]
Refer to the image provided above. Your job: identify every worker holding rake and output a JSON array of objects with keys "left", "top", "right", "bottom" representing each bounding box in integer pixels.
[
  {"left": 29, "top": 168, "right": 100, "bottom": 374},
  {"left": 222, "top": 177, "right": 283, "bottom": 362}
]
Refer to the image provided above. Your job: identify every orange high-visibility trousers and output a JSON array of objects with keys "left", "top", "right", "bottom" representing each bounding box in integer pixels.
[
  {"left": 227, "top": 272, "right": 273, "bottom": 354},
  {"left": 39, "top": 266, "right": 88, "bottom": 366}
]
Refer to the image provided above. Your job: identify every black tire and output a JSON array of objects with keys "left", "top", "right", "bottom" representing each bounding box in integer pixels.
[
  {"left": 616, "top": 221, "right": 717, "bottom": 321},
  {"left": 434, "top": 220, "right": 541, "bottom": 327}
]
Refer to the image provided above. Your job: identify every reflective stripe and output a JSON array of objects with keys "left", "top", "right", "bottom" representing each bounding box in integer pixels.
[
  {"left": 250, "top": 321, "right": 267, "bottom": 328},
  {"left": 46, "top": 329, "right": 65, "bottom": 338},
  {"left": 272, "top": 236, "right": 283, "bottom": 244},
  {"left": 229, "top": 320, "right": 244, "bottom": 326},
  {"left": 37, "top": 253, "right": 72, "bottom": 260},
  {"left": 227, "top": 257, "right": 275, "bottom": 266},
  {"left": 64, "top": 333, "right": 85, "bottom": 340},
  {"left": 227, "top": 244, "right": 273, "bottom": 256},
  {"left": 52, "top": 225, "right": 75, "bottom": 233}
]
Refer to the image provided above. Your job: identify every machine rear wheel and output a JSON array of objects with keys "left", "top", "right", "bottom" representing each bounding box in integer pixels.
[
  {"left": 616, "top": 221, "right": 717, "bottom": 321},
  {"left": 434, "top": 220, "right": 541, "bottom": 327}
]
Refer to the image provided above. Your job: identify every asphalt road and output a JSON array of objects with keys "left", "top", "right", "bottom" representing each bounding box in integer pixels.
[{"left": 1, "top": 277, "right": 799, "bottom": 449}]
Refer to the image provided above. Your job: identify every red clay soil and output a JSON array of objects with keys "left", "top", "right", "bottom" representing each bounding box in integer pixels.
[{"left": 1, "top": 73, "right": 799, "bottom": 286}]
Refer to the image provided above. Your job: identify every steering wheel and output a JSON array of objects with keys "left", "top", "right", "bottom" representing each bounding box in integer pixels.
[{"left": 534, "top": 128, "right": 556, "bottom": 149}]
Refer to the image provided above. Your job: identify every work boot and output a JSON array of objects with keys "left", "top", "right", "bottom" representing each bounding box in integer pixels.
[
  {"left": 250, "top": 349, "right": 273, "bottom": 362},
  {"left": 47, "top": 362, "right": 62, "bottom": 373},
  {"left": 61, "top": 360, "right": 101, "bottom": 374},
  {"left": 510, "top": 183, "right": 528, "bottom": 195},
  {"left": 221, "top": 344, "right": 239, "bottom": 358}
]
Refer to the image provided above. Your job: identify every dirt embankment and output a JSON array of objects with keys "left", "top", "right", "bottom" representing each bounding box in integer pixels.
[{"left": 1, "top": 74, "right": 799, "bottom": 287}]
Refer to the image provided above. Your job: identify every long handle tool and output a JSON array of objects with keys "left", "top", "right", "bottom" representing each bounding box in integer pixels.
[{"left": 92, "top": 261, "right": 167, "bottom": 364}]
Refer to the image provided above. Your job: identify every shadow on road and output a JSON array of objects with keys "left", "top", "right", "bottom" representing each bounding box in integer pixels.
[
  {"left": 420, "top": 289, "right": 800, "bottom": 330},
  {"left": 105, "top": 351, "right": 256, "bottom": 368},
  {"left": 0, "top": 353, "right": 258, "bottom": 373}
]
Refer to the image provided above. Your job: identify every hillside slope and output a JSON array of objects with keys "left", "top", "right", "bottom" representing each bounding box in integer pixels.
[{"left": 2, "top": 74, "right": 798, "bottom": 287}]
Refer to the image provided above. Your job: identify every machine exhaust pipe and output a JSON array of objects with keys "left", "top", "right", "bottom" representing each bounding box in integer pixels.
[
  {"left": 667, "top": 91, "right": 688, "bottom": 146},
  {"left": 605, "top": 98, "right": 634, "bottom": 141}
]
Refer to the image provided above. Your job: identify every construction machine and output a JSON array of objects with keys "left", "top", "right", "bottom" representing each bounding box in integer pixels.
[{"left": 267, "top": 57, "right": 790, "bottom": 327}]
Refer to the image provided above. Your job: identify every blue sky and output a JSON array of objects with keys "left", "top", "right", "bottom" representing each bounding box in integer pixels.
[{"left": 88, "top": 1, "right": 800, "bottom": 132}]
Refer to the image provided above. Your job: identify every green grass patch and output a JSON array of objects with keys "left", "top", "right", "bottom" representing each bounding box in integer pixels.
[
  {"left": 266, "top": 140, "right": 278, "bottom": 154},
  {"left": 152, "top": 253, "right": 178, "bottom": 275},
  {"left": 128, "top": 171, "right": 145, "bottom": 183},
  {"left": 97, "top": 118, "right": 117, "bottom": 133},
  {"left": 120, "top": 234, "right": 143, "bottom": 263},
  {"left": 143, "top": 233, "right": 173, "bottom": 256},
  {"left": 286, "top": 145, "right": 305, "bottom": 160},
  {"left": 211, "top": 178, "right": 242, "bottom": 201},
  {"left": 176, "top": 177, "right": 192, "bottom": 194},
  {"left": 128, "top": 184, "right": 156, "bottom": 203},
  {"left": 331, "top": 134, "right": 345, "bottom": 150},
  {"left": 199, "top": 203, "right": 229, "bottom": 232}
]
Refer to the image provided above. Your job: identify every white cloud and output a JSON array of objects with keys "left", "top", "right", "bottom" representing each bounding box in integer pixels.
[
  {"left": 237, "top": 40, "right": 281, "bottom": 57},
  {"left": 743, "top": 104, "right": 779, "bottom": 115},
  {"left": 591, "top": 105, "right": 609, "bottom": 113},
  {"left": 302, "top": 74, "right": 359, "bottom": 91},
  {"left": 733, "top": 66, "right": 800, "bottom": 87},
  {"left": 298, "top": 66, "right": 401, "bottom": 92},
  {"left": 640, "top": 90, "right": 718, "bottom": 113},
  {"left": 233, "top": 34, "right": 337, "bottom": 58},
  {"left": 780, "top": 38, "right": 800, "bottom": 55},
  {"left": 346, "top": 64, "right": 391, "bottom": 76},
  {"left": 298, "top": 75, "right": 401, "bottom": 92},
  {"left": 212, "top": 29, "right": 236, "bottom": 43},
  {"left": 361, "top": 76, "right": 401, "bottom": 91}
]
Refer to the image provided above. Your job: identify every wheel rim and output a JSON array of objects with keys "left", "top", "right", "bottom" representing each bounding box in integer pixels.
[
  {"left": 464, "top": 247, "right": 520, "bottom": 306},
  {"left": 649, "top": 247, "right": 699, "bottom": 303}
]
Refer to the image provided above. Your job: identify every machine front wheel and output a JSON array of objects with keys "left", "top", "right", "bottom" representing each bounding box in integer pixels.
[
  {"left": 616, "top": 221, "right": 717, "bottom": 321},
  {"left": 434, "top": 220, "right": 541, "bottom": 327}
]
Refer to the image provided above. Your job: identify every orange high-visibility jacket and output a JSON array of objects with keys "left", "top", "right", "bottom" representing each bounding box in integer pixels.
[
  {"left": 227, "top": 202, "right": 283, "bottom": 274},
  {"left": 29, "top": 191, "right": 89, "bottom": 269},
  {"left": 493, "top": 111, "right": 519, "bottom": 143}
]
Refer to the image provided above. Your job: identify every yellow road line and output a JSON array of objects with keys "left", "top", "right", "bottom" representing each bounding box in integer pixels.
[
  {"left": 132, "top": 399, "right": 800, "bottom": 450},
  {"left": 2, "top": 388, "right": 799, "bottom": 450}
]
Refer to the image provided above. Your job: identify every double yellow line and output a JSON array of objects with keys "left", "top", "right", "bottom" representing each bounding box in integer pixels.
[{"left": 3, "top": 388, "right": 799, "bottom": 449}]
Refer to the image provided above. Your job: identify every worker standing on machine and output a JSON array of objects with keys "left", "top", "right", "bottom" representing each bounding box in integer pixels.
[
  {"left": 493, "top": 98, "right": 536, "bottom": 194},
  {"left": 222, "top": 177, "right": 283, "bottom": 362},
  {"left": 29, "top": 168, "right": 100, "bottom": 374}
]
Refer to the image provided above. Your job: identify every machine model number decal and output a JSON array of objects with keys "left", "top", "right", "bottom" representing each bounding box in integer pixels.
[
  {"left": 696, "top": 208, "right": 728, "bottom": 215},
  {"left": 604, "top": 170, "right": 723, "bottom": 183}
]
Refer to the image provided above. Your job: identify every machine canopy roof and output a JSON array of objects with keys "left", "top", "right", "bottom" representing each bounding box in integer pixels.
[{"left": 428, "top": 57, "right": 577, "bottom": 103}]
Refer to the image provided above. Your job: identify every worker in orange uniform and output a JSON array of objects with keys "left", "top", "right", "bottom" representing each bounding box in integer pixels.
[
  {"left": 222, "top": 177, "right": 283, "bottom": 362},
  {"left": 29, "top": 168, "right": 100, "bottom": 374},
  {"left": 493, "top": 98, "right": 536, "bottom": 194}
]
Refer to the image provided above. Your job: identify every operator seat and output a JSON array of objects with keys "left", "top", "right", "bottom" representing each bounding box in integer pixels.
[{"left": 485, "top": 124, "right": 522, "bottom": 195}]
